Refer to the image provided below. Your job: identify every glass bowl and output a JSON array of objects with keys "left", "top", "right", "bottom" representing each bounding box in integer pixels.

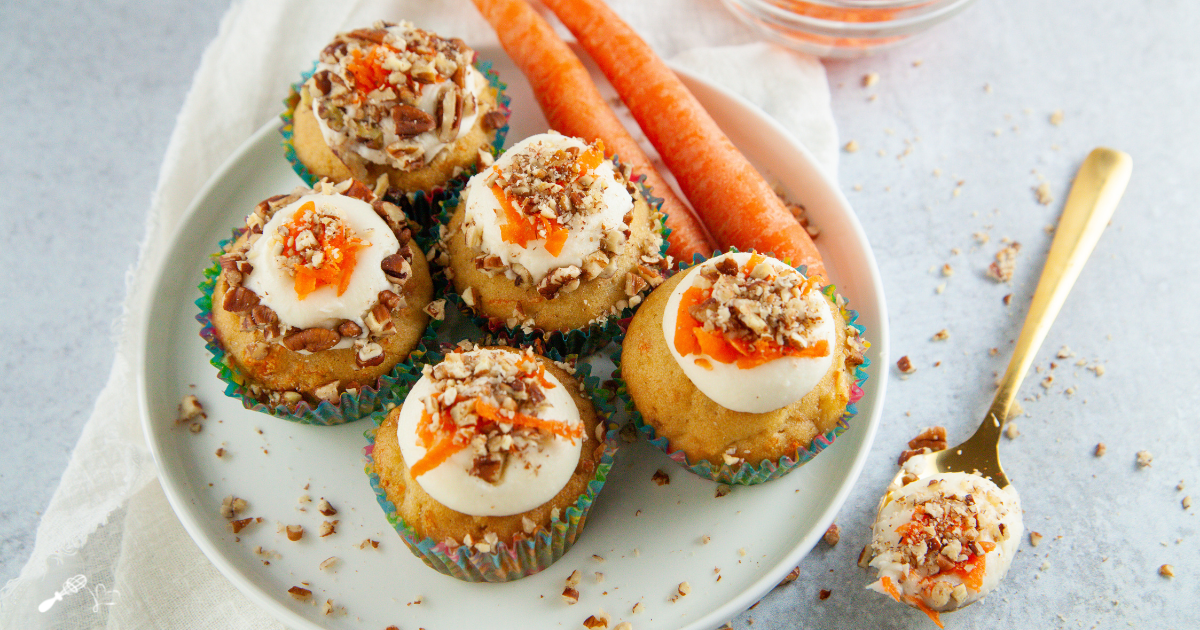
[{"left": 721, "top": 0, "right": 978, "bottom": 58}]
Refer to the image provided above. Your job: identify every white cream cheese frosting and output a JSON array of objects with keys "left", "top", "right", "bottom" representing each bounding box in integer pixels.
[
  {"left": 662, "top": 252, "right": 835, "bottom": 414},
  {"left": 460, "top": 132, "right": 633, "bottom": 282},
  {"left": 244, "top": 192, "right": 398, "bottom": 331},
  {"left": 867, "top": 465, "right": 1023, "bottom": 612},
  {"left": 395, "top": 349, "right": 584, "bottom": 517}
]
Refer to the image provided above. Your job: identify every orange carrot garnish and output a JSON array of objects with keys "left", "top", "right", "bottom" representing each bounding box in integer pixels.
[
  {"left": 879, "top": 576, "right": 901, "bottom": 602},
  {"left": 474, "top": 400, "right": 582, "bottom": 441},
  {"left": 912, "top": 597, "right": 945, "bottom": 629},
  {"left": 538, "top": 0, "right": 826, "bottom": 278},
  {"left": 409, "top": 434, "right": 469, "bottom": 478},
  {"left": 470, "top": 0, "right": 716, "bottom": 263},
  {"left": 281, "top": 201, "right": 365, "bottom": 299}
]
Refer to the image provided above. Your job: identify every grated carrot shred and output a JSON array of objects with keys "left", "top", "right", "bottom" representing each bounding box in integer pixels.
[{"left": 473, "top": 400, "right": 582, "bottom": 441}]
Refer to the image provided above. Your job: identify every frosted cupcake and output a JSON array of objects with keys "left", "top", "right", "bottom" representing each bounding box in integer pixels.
[
  {"left": 442, "top": 131, "right": 668, "bottom": 352},
  {"left": 285, "top": 20, "right": 508, "bottom": 203},
  {"left": 867, "top": 460, "right": 1023, "bottom": 623},
  {"left": 366, "top": 346, "right": 612, "bottom": 582},
  {"left": 200, "top": 179, "right": 434, "bottom": 424},
  {"left": 618, "top": 251, "right": 868, "bottom": 484}
]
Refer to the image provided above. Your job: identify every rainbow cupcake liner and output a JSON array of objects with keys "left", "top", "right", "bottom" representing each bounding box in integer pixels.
[
  {"left": 363, "top": 353, "right": 617, "bottom": 582},
  {"left": 612, "top": 252, "right": 871, "bottom": 485},
  {"left": 433, "top": 158, "right": 670, "bottom": 358},
  {"left": 279, "top": 58, "right": 512, "bottom": 229},
  {"left": 196, "top": 230, "right": 442, "bottom": 426}
]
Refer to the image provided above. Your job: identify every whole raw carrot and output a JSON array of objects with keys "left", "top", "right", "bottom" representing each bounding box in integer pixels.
[
  {"left": 539, "top": 0, "right": 826, "bottom": 278},
  {"left": 471, "top": 0, "right": 716, "bottom": 263}
]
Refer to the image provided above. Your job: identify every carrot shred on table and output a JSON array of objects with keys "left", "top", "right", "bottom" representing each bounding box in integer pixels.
[
  {"left": 470, "top": 0, "right": 716, "bottom": 262},
  {"left": 539, "top": 0, "right": 825, "bottom": 278}
]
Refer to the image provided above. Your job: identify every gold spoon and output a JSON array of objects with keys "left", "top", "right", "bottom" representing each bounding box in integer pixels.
[
  {"left": 868, "top": 147, "right": 1132, "bottom": 607},
  {"left": 905, "top": 147, "right": 1132, "bottom": 490}
]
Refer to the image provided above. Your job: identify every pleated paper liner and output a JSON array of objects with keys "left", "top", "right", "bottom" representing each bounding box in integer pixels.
[
  {"left": 280, "top": 58, "right": 512, "bottom": 229},
  {"left": 196, "top": 230, "right": 441, "bottom": 426},
  {"left": 363, "top": 350, "right": 618, "bottom": 582},
  {"left": 612, "top": 252, "right": 871, "bottom": 485},
  {"left": 431, "top": 160, "right": 671, "bottom": 357}
]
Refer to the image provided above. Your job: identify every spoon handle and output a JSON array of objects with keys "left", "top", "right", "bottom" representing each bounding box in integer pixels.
[{"left": 985, "top": 147, "right": 1133, "bottom": 428}]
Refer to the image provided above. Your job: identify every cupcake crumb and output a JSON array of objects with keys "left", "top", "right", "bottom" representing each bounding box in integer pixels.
[{"left": 987, "top": 243, "right": 1022, "bottom": 282}]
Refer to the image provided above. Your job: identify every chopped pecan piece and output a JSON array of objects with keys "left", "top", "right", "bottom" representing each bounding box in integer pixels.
[
  {"left": 222, "top": 286, "right": 259, "bottom": 312},
  {"left": 282, "top": 328, "right": 340, "bottom": 352}
]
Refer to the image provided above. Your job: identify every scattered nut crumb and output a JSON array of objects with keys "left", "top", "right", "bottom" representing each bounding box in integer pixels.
[
  {"left": 1030, "top": 531, "right": 1044, "bottom": 547},
  {"left": 1089, "top": 364, "right": 1106, "bottom": 377},
  {"left": 1057, "top": 345, "right": 1074, "bottom": 359},
  {"left": 583, "top": 610, "right": 610, "bottom": 629},
  {"left": 319, "top": 556, "right": 339, "bottom": 571},
  {"left": 844, "top": 140, "right": 859, "bottom": 153},
  {"left": 359, "top": 538, "right": 379, "bottom": 549},
  {"left": 318, "top": 498, "right": 337, "bottom": 516},
  {"left": 285, "top": 524, "right": 304, "bottom": 541},
  {"left": 715, "top": 484, "right": 732, "bottom": 498},
  {"left": 779, "top": 567, "right": 801, "bottom": 586},
  {"left": 738, "top": 548, "right": 747, "bottom": 557},
  {"left": 288, "top": 586, "right": 312, "bottom": 601},
  {"left": 1159, "top": 564, "right": 1175, "bottom": 578},
  {"left": 632, "top": 601, "right": 645, "bottom": 614},
  {"left": 1050, "top": 109, "right": 1064, "bottom": 126},
  {"left": 1005, "top": 422, "right": 1020, "bottom": 440},
  {"left": 1182, "top": 496, "right": 1192, "bottom": 510},
  {"left": 973, "top": 231, "right": 991, "bottom": 244},
  {"left": 220, "top": 496, "right": 247, "bottom": 519},
  {"left": 562, "top": 586, "right": 580, "bottom": 605},
  {"left": 1007, "top": 400, "right": 1024, "bottom": 419},
  {"left": 1035, "top": 182, "right": 1054, "bottom": 205},
  {"left": 819, "top": 589, "right": 832, "bottom": 600},
  {"left": 896, "top": 355, "right": 916, "bottom": 374},
  {"left": 215, "top": 447, "right": 225, "bottom": 458},
  {"left": 319, "top": 520, "right": 338, "bottom": 537},
  {"left": 935, "top": 282, "right": 946, "bottom": 294},
  {"left": 230, "top": 517, "right": 261, "bottom": 534},
  {"left": 931, "top": 329, "right": 950, "bottom": 341},
  {"left": 188, "top": 422, "right": 203, "bottom": 433},
  {"left": 857, "top": 545, "right": 873, "bottom": 568},
  {"left": 987, "top": 242, "right": 1022, "bottom": 282},
  {"left": 592, "top": 554, "right": 605, "bottom": 563},
  {"left": 823, "top": 523, "right": 841, "bottom": 546},
  {"left": 863, "top": 72, "right": 879, "bottom": 87},
  {"left": 177, "top": 394, "right": 206, "bottom": 423},
  {"left": 1095, "top": 443, "right": 1107, "bottom": 457},
  {"left": 677, "top": 582, "right": 691, "bottom": 597},
  {"left": 615, "top": 623, "right": 632, "bottom": 630},
  {"left": 701, "top": 535, "right": 711, "bottom": 545},
  {"left": 941, "top": 263, "right": 954, "bottom": 277},
  {"left": 1137, "top": 451, "right": 1153, "bottom": 468},
  {"left": 1041, "top": 375, "right": 1054, "bottom": 389},
  {"left": 651, "top": 469, "right": 670, "bottom": 486}
]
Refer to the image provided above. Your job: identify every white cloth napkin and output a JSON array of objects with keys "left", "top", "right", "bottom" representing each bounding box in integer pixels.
[{"left": 0, "top": 1, "right": 837, "bottom": 627}]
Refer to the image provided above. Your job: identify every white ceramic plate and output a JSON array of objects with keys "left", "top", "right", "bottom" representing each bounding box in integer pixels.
[{"left": 138, "top": 51, "right": 888, "bottom": 630}]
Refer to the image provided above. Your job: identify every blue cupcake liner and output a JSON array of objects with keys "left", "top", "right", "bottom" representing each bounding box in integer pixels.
[
  {"left": 196, "top": 229, "right": 441, "bottom": 426},
  {"left": 363, "top": 351, "right": 617, "bottom": 582},
  {"left": 433, "top": 153, "right": 670, "bottom": 357},
  {"left": 279, "top": 57, "right": 512, "bottom": 229},
  {"left": 613, "top": 251, "right": 871, "bottom": 485}
]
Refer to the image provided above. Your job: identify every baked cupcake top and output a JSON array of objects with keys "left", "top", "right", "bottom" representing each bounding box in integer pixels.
[
  {"left": 306, "top": 20, "right": 499, "bottom": 173},
  {"left": 458, "top": 132, "right": 642, "bottom": 291},
  {"left": 395, "top": 347, "right": 585, "bottom": 516},
  {"left": 220, "top": 179, "right": 418, "bottom": 366},
  {"left": 868, "top": 463, "right": 1023, "bottom": 613},
  {"left": 662, "top": 251, "right": 836, "bottom": 413}
]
